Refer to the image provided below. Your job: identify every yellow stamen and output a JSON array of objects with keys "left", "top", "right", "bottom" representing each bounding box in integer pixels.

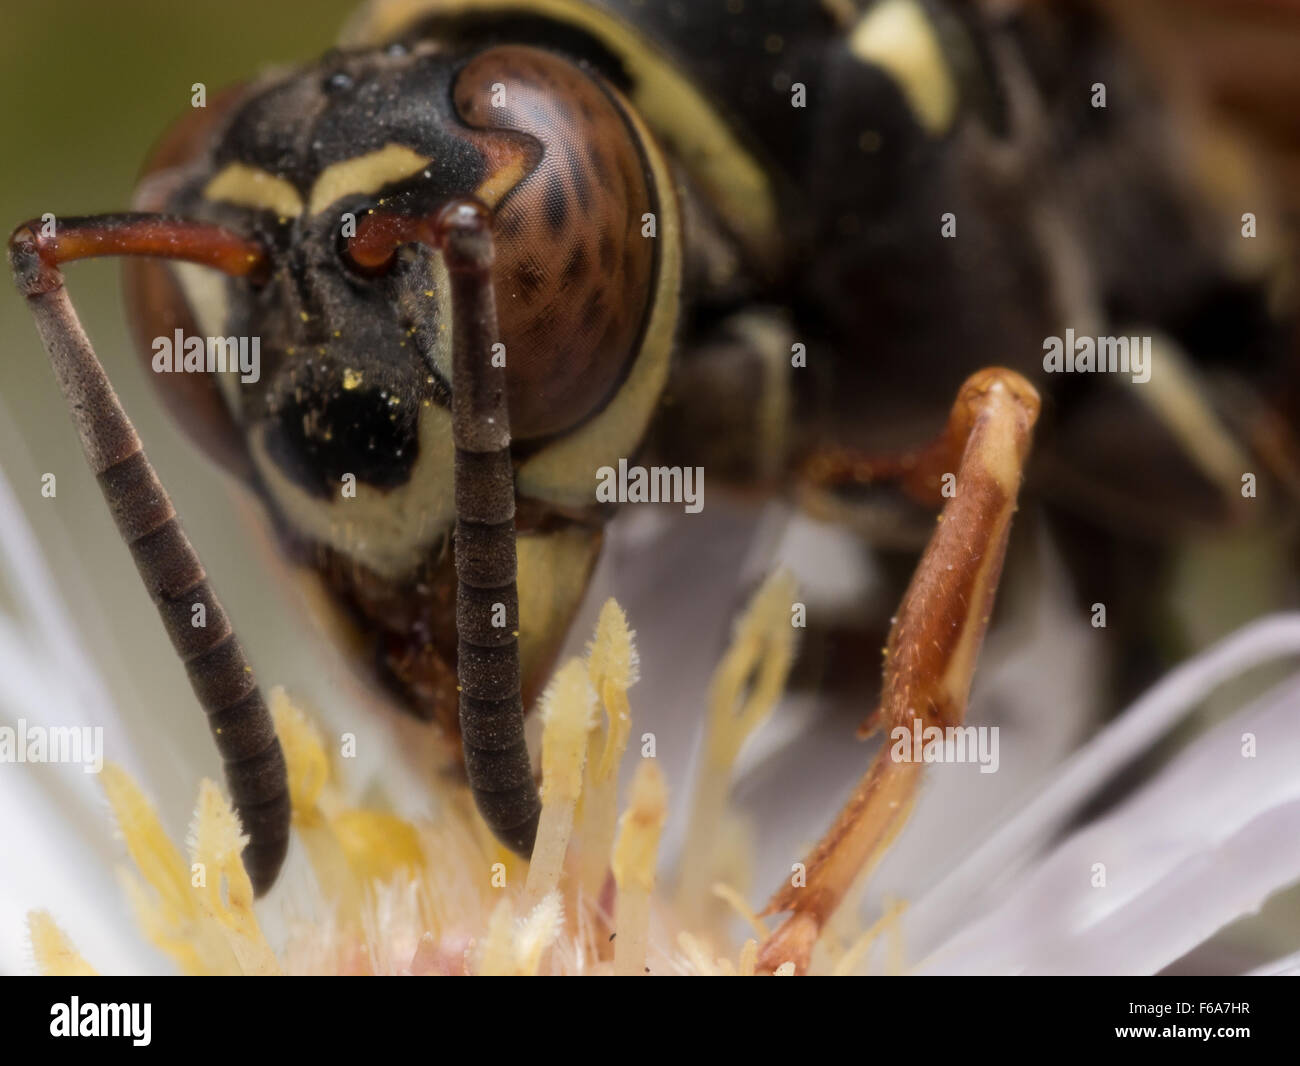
[
  {"left": 28, "top": 912, "right": 96, "bottom": 976},
  {"left": 832, "top": 897, "right": 909, "bottom": 976},
  {"left": 190, "top": 780, "right": 281, "bottom": 976},
  {"left": 577, "top": 599, "right": 639, "bottom": 895},
  {"left": 525, "top": 659, "right": 596, "bottom": 905},
  {"left": 711, "top": 881, "right": 769, "bottom": 941},
  {"left": 612, "top": 759, "right": 667, "bottom": 976},
  {"left": 477, "top": 893, "right": 563, "bottom": 975},
  {"left": 678, "top": 569, "right": 798, "bottom": 925}
]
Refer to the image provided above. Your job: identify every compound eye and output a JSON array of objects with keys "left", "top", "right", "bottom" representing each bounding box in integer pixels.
[{"left": 454, "top": 46, "right": 657, "bottom": 441}]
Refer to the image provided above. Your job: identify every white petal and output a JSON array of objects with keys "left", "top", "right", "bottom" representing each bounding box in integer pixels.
[{"left": 912, "top": 616, "right": 1300, "bottom": 974}]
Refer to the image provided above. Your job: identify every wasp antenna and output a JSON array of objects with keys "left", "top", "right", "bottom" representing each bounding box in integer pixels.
[
  {"left": 9, "top": 221, "right": 289, "bottom": 895},
  {"left": 438, "top": 199, "right": 541, "bottom": 856},
  {"left": 10, "top": 214, "right": 268, "bottom": 295}
]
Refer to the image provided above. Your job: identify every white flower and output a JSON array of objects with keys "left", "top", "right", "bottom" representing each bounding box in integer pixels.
[{"left": 2, "top": 449, "right": 1298, "bottom": 975}]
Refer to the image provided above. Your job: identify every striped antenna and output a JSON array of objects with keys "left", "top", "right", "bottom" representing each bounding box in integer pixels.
[
  {"left": 9, "top": 217, "right": 289, "bottom": 894},
  {"left": 438, "top": 200, "right": 540, "bottom": 855}
]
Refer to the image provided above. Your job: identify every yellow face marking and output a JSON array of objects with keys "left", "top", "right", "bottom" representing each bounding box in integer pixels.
[
  {"left": 343, "top": 0, "right": 781, "bottom": 268},
  {"left": 515, "top": 526, "right": 602, "bottom": 685},
  {"left": 307, "top": 144, "right": 432, "bottom": 215},
  {"left": 204, "top": 163, "right": 304, "bottom": 217},
  {"left": 250, "top": 405, "right": 456, "bottom": 581},
  {"left": 848, "top": 0, "right": 956, "bottom": 135},
  {"left": 171, "top": 260, "right": 238, "bottom": 411}
]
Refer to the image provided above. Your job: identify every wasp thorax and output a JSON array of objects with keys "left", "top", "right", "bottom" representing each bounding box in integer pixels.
[{"left": 454, "top": 45, "right": 657, "bottom": 441}]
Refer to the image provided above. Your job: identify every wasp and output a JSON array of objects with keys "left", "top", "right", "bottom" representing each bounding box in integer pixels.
[{"left": 9, "top": 0, "right": 1297, "bottom": 974}]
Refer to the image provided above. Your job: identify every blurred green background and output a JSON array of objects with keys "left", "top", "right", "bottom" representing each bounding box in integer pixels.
[
  {"left": 0, "top": 0, "right": 366, "bottom": 838},
  {"left": 2, "top": 0, "right": 355, "bottom": 467}
]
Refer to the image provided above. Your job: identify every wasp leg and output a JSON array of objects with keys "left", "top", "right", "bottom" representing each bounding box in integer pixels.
[
  {"left": 8, "top": 216, "right": 288, "bottom": 895},
  {"left": 757, "top": 368, "right": 1041, "bottom": 974},
  {"left": 438, "top": 201, "right": 541, "bottom": 856}
]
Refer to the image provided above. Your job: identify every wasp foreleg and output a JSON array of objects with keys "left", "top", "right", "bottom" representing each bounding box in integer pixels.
[{"left": 758, "top": 367, "right": 1041, "bottom": 973}]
